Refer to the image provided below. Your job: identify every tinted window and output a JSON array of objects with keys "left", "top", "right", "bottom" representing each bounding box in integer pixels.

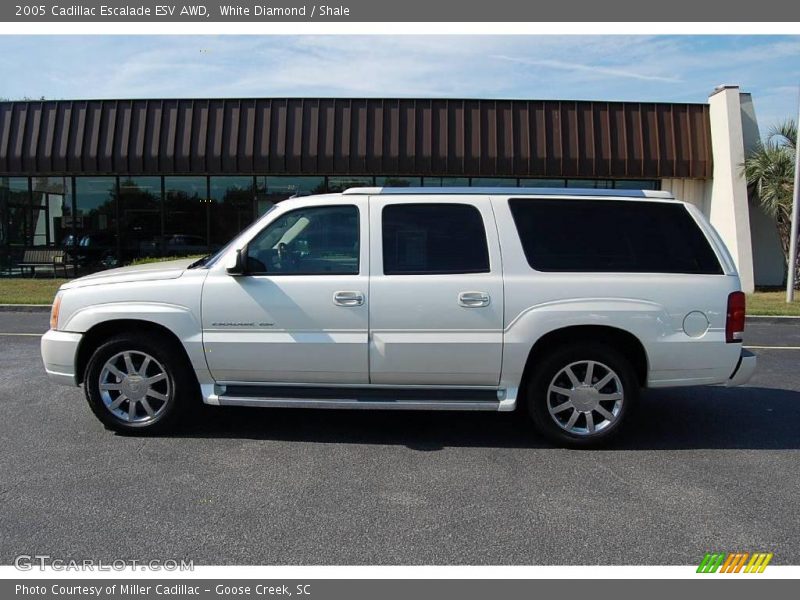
[
  {"left": 509, "top": 199, "right": 722, "bottom": 274},
  {"left": 246, "top": 205, "right": 359, "bottom": 275},
  {"left": 382, "top": 203, "right": 490, "bottom": 275}
]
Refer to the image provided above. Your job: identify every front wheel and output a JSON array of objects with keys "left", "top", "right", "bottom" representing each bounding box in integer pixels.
[
  {"left": 526, "top": 342, "right": 638, "bottom": 448},
  {"left": 84, "top": 333, "right": 194, "bottom": 435}
]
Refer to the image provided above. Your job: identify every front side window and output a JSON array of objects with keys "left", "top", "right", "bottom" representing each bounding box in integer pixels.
[
  {"left": 246, "top": 205, "right": 359, "bottom": 275},
  {"left": 382, "top": 203, "right": 490, "bottom": 275}
]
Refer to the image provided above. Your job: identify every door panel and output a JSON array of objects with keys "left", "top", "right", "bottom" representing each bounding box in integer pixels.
[
  {"left": 202, "top": 199, "right": 369, "bottom": 384},
  {"left": 368, "top": 196, "right": 504, "bottom": 386},
  {"left": 202, "top": 275, "right": 368, "bottom": 383}
]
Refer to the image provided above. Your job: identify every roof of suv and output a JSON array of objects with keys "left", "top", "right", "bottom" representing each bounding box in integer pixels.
[{"left": 341, "top": 186, "right": 675, "bottom": 199}]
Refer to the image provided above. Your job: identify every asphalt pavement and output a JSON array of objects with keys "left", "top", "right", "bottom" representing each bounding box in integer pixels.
[{"left": 0, "top": 312, "right": 798, "bottom": 565}]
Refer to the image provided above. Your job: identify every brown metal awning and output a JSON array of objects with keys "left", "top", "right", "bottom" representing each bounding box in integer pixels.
[{"left": 0, "top": 98, "right": 712, "bottom": 179}]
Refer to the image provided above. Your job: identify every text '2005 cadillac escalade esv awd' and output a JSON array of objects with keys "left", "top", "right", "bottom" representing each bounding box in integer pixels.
[{"left": 41, "top": 187, "right": 756, "bottom": 447}]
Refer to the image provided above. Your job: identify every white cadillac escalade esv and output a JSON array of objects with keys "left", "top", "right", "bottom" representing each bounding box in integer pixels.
[{"left": 41, "top": 187, "right": 756, "bottom": 447}]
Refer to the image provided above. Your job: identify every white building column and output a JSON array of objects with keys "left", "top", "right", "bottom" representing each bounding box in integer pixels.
[
  {"left": 706, "top": 85, "right": 755, "bottom": 292},
  {"left": 740, "top": 93, "right": 786, "bottom": 286}
]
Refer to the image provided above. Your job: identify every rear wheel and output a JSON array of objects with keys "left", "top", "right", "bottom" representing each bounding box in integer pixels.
[
  {"left": 526, "top": 342, "right": 638, "bottom": 448},
  {"left": 84, "top": 333, "right": 194, "bottom": 434}
]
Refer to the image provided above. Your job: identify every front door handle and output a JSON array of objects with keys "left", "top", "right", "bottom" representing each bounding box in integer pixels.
[
  {"left": 458, "top": 291, "right": 490, "bottom": 308},
  {"left": 333, "top": 291, "right": 365, "bottom": 307}
]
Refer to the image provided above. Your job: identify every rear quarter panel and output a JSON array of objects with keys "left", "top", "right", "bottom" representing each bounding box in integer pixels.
[{"left": 489, "top": 195, "right": 743, "bottom": 390}]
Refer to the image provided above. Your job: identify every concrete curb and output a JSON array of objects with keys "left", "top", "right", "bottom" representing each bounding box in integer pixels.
[
  {"left": 747, "top": 315, "right": 800, "bottom": 323},
  {"left": 0, "top": 304, "right": 51, "bottom": 313}
]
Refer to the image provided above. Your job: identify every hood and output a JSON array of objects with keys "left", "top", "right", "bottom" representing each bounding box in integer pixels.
[{"left": 60, "top": 258, "right": 198, "bottom": 290}]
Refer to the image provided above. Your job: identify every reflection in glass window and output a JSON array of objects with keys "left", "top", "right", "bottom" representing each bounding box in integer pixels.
[
  {"left": 567, "top": 179, "right": 614, "bottom": 189},
  {"left": 210, "top": 176, "right": 255, "bottom": 247},
  {"left": 75, "top": 177, "right": 118, "bottom": 269},
  {"left": 614, "top": 180, "right": 659, "bottom": 190},
  {"left": 2, "top": 178, "right": 30, "bottom": 247},
  {"left": 422, "top": 177, "right": 469, "bottom": 187},
  {"left": 519, "top": 179, "right": 566, "bottom": 188},
  {"left": 470, "top": 178, "right": 517, "bottom": 187},
  {"left": 376, "top": 176, "right": 422, "bottom": 188},
  {"left": 32, "top": 177, "right": 71, "bottom": 248},
  {"left": 326, "top": 176, "right": 373, "bottom": 193},
  {"left": 164, "top": 177, "right": 208, "bottom": 258},
  {"left": 1, "top": 178, "right": 32, "bottom": 269},
  {"left": 256, "top": 176, "right": 326, "bottom": 215},
  {"left": 119, "top": 177, "right": 161, "bottom": 265},
  {"left": 246, "top": 205, "right": 359, "bottom": 275}
]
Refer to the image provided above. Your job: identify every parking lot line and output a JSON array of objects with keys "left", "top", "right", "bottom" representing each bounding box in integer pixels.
[{"left": 0, "top": 332, "right": 41, "bottom": 336}]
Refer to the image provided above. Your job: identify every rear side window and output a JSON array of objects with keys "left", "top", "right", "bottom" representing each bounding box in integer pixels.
[
  {"left": 508, "top": 199, "right": 723, "bottom": 274},
  {"left": 382, "top": 203, "right": 490, "bottom": 275}
]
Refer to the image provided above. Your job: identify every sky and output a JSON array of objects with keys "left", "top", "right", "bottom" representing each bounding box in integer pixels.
[{"left": 0, "top": 35, "right": 798, "bottom": 129}]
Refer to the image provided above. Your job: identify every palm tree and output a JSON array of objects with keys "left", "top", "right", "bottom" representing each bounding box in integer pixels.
[{"left": 743, "top": 119, "right": 797, "bottom": 286}]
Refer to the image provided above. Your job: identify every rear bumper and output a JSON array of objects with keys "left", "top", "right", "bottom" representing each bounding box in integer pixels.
[
  {"left": 40, "top": 329, "right": 82, "bottom": 387},
  {"left": 725, "top": 349, "right": 757, "bottom": 387}
]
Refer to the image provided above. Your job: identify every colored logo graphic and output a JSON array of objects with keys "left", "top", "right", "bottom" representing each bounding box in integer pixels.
[{"left": 697, "top": 552, "right": 773, "bottom": 573}]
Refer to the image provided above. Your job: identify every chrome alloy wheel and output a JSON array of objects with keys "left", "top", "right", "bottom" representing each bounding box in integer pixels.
[
  {"left": 546, "top": 360, "right": 624, "bottom": 436},
  {"left": 98, "top": 351, "right": 171, "bottom": 423}
]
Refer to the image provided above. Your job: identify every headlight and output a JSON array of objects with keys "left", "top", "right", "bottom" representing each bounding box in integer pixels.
[{"left": 50, "top": 292, "right": 62, "bottom": 331}]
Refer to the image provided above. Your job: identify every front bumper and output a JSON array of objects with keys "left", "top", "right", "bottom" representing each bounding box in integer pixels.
[
  {"left": 725, "top": 348, "right": 757, "bottom": 387},
  {"left": 41, "top": 329, "right": 83, "bottom": 387}
]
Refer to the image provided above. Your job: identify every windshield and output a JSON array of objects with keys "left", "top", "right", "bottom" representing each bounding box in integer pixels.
[{"left": 199, "top": 204, "right": 279, "bottom": 269}]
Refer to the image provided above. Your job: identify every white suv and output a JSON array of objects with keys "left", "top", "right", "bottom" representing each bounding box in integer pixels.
[{"left": 41, "top": 187, "right": 756, "bottom": 447}]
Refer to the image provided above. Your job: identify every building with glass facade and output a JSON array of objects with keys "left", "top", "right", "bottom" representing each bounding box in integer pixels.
[{"left": 0, "top": 88, "right": 784, "bottom": 290}]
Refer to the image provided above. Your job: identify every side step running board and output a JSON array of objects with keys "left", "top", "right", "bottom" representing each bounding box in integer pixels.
[
  {"left": 213, "top": 385, "right": 502, "bottom": 411},
  {"left": 216, "top": 397, "right": 500, "bottom": 411}
]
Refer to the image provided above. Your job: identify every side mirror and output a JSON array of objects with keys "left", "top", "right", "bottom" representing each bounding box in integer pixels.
[{"left": 226, "top": 247, "right": 247, "bottom": 275}]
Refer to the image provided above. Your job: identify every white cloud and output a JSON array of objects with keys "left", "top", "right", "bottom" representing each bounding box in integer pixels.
[
  {"left": 1, "top": 35, "right": 798, "bottom": 128},
  {"left": 490, "top": 54, "right": 681, "bottom": 83}
]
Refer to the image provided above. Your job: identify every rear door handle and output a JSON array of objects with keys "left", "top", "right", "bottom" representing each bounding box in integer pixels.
[
  {"left": 458, "top": 291, "right": 490, "bottom": 307},
  {"left": 333, "top": 291, "right": 365, "bottom": 306}
]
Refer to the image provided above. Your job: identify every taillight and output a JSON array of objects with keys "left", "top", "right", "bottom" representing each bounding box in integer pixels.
[{"left": 725, "top": 291, "right": 745, "bottom": 343}]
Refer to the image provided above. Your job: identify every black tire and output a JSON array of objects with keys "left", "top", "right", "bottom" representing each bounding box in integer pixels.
[
  {"left": 84, "top": 332, "right": 195, "bottom": 435},
  {"left": 525, "top": 342, "right": 638, "bottom": 448}
]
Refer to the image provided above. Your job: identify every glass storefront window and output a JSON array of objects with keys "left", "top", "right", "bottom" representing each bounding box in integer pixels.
[
  {"left": 1, "top": 178, "right": 30, "bottom": 248},
  {"left": 256, "top": 176, "right": 326, "bottom": 215},
  {"left": 423, "top": 177, "right": 469, "bottom": 187},
  {"left": 470, "top": 178, "right": 518, "bottom": 187},
  {"left": 614, "top": 180, "right": 659, "bottom": 190},
  {"left": 75, "top": 177, "right": 118, "bottom": 269},
  {"left": 119, "top": 177, "right": 162, "bottom": 265},
  {"left": 164, "top": 177, "right": 209, "bottom": 258},
  {"left": 567, "top": 179, "right": 613, "bottom": 189},
  {"left": 519, "top": 179, "right": 567, "bottom": 188},
  {"left": 32, "top": 177, "right": 71, "bottom": 248},
  {"left": 1, "top": 178, "right": 31, "bottom": 270},
  {"left": 326, "top": 176, "right": 373, "bottom": 193},
  {"left": 2, "top": 172, "right": 663, "bottom": 275},
  {"left": 210, "top": 176, "right": 255, "bottom": 248},
  {"left": 375, "top": 176, "right": 422, "bottom": 188}
]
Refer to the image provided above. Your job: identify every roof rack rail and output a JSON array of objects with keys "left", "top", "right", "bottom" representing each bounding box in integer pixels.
[{"left": 341, "top": 186, "right": 675, "bottom": 199}]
